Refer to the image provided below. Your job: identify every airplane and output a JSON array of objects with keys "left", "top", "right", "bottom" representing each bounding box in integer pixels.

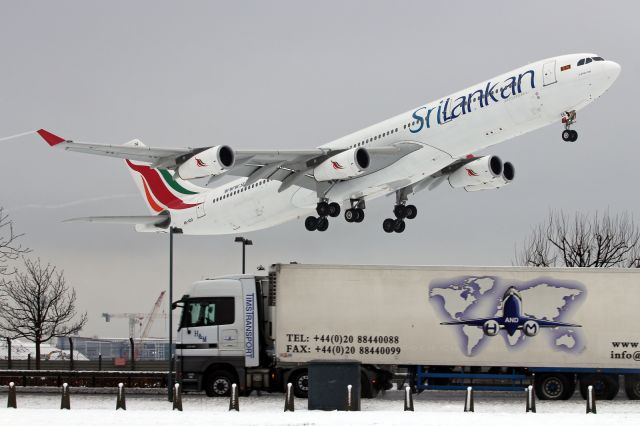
[
  {"left": 440, "top": 286, "right": 581, "bottom": 337},
  {"left": 36, "top": 53, "right": 620, "bottom": 235}
]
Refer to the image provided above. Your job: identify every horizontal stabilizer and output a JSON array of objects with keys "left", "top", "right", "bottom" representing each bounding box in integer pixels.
[{"left": 64, "top": 212, "right": 170, "bottom": 228}]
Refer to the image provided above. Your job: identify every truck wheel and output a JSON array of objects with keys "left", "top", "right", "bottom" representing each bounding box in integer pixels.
[
  {"left": 204, "top": 370, "right": 235, "bottom": 397},
  {"left": 624, "top": 374, "right": 640, "bottom": 399},
  {"left": 535, "top": 373, "right": 575, "bottom": 400},
  {"left": 579, "top": 374, "right": 619, "bottom": 400},
  {"left": 290, "top": 370, "right": 309, "bottom": 398},
  {"left": 360, "top": 371, "right": 378, "bottom": 399}
]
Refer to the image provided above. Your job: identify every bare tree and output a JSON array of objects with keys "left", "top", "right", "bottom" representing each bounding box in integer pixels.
[
  {"left": 515, "top": 210, "right": 640, "bottom": 268},
  {"left": 0, "top": 258, "right": 87, "bottom": 368},
  {"left": 0, "top": 207, "right": 30, "bottom": 275}
]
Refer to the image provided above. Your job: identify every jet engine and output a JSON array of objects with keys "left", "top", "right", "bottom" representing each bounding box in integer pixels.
[
  {"left": 464, "top": 161, "right": 515, "bottom": 192},
  {"left": 482, "top": 319, "right": 500, "bottom": 336},
  {"left": 522, "top": 320, "right": 539, "bottom": 337},
  {"left": 448, "top": 156, "right": 502, "bottom": 188},
  {"left": 177, "top": 145, "right": 235, "bottom": 180},
  {"left": 314, "top": 147, "right": 370, "bottom": 181}
]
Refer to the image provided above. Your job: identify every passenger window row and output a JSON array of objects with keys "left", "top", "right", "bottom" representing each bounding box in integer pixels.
[
  {"left": 213, "top": 179, "right": 271, "bottom": 203},
  {"left": 577, "top": 56, "right": 604, "bottom": 66},
  {"left": 351, "top": 127, "right": 400, "bottom": 149}
]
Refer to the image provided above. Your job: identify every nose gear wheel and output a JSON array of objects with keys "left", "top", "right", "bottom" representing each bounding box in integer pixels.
[{"left": 561, "top": 111, "right": 578, "bottom": 142}]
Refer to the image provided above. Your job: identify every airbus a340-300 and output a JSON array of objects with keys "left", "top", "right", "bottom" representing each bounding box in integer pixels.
[{"left": 37, "top": 54, "right": 620, "bottom": 235}]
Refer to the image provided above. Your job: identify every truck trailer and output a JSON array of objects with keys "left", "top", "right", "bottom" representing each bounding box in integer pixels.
[{"left": 175, "top": 264, "right": 640, "bottom": 400}]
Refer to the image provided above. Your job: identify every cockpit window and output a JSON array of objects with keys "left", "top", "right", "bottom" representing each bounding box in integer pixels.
[
  {"left": 592, "top": 56, "right": 604, "bottom": 61},
  {"left": 577, "top": 59, "right": 585, "bottom": 66},
  {"left": 585, "top": 58, "right": 592, "bottom": 64}
]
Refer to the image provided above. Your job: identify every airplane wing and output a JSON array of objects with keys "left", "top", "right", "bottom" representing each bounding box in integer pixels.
[
  {"left": 228, "top": 142, "right": 422, "bottom": 192},
  {"left": 37, "top": 129, "right": 421, "bottom": 193},
  {"left": 37, "top": 129, "right": 193, "bottom": 164},
  {"left": 534, "top": 319, "right": 582, "bottom": 328},
  {"left": 393, "top": 156, "right": 479, "bottom": 198},
  {"left": 440, "top": 316, "right": 502, "bottom": 327}
]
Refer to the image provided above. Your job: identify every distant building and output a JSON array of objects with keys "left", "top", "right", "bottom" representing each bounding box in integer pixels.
[
  {"left": 0, "top": 338, "right": 88, "bottom": 361},
  {"left": 54, "top": 336, "right": 173, "bottom": 361}
]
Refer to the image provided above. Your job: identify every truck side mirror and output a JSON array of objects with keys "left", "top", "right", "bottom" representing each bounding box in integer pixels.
[{"left": 172, "top": 295, "right": 188, "bottom": 310}]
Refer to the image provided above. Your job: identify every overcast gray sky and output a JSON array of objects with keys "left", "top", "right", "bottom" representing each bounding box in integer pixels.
[{"left": 1, "top": 1, "right": 636, "bottom": 338}]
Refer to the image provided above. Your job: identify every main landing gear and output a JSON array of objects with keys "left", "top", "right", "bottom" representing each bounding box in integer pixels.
[
  {"left": 561, "top": 110, "right": 578, "bottom": 142},
  {"left": 383, "top": 203, "right": 418, "bottom": 234},
  {"left": 305, "top": 200, "right": 341, "bottom": 232},
  {"left": 344, "top": 198, "right": 365, "bottom": 224}
]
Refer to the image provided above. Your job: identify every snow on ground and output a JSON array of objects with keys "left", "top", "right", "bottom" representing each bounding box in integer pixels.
[
  {"left": 1, "top": 390, "right": 639, "bottom": 425},
  {"left": 0, "top": 339, "right": 88, "bottom": 361}
]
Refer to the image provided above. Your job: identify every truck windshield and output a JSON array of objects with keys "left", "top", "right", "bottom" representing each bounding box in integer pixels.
[{"left": 180, "top": 297, "right": 234, "bottom": 328}]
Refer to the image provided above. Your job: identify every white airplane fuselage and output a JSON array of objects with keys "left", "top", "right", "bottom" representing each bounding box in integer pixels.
[{"left": 165, "top": 53, "right": 620, "bottom": 235}]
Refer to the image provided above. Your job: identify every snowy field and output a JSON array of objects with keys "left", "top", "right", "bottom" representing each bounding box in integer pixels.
[{"left": 1, "top": 390, "right": 639, "bottom": 425}]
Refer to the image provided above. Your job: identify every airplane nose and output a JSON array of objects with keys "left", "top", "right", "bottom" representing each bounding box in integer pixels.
[{"left": 604, "top": 61, "right": 621, "bottom": 81}]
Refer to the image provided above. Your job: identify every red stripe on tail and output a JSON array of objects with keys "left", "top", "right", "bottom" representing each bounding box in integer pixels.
[{"left": 126, "top": 160, "right": 201, "bottom": 210}]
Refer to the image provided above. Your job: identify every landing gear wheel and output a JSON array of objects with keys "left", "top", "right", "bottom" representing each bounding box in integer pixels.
[
  {"left": 406, "top": 205, "right": 418, "bottom": 220},
  {"left": 383, "top": 218, "right": 395, "bottom": 233},
  {"left": 354, "top": 208, "right": 365, "bottom": 223},
  {"left": 345, "top": 209, "right": 355, "bottom": 223},
  {"left": 579, "top": 373, "right": 619, "bottom": 400},
  {"left": 204, "top": 370, "right": 235, "bottom": 397},
  {"left": 535, "top": 373, "right": 575, "bottom": 400},
  {"left": 304, "top": 216, "right": 318, "bottom": 231},
  {"left": 316, "top": 201, "right": 329, "bottom": 217},
  {"left": 316, "top": 217, "right": 329, "bottom": 232},
  {"left": 328, "top": 202, "right": 341, "bottom": 217},
  {"left": 570, "top": 130, "right": 578, "bottom": 142},
  {"left": 393, "top": 205, "right": 408, "bottom": 219},
  {"left": 562, "top": 129, "right": 573, "bottom": 142},
  {"left": 394, "top": 219, "right": 406, "bottom": 233}
]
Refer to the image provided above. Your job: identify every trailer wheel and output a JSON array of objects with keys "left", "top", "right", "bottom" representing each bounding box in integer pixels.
[
  {"left": 204, "top": 370, "right": 236, "bottom": 397},
  {"left": 535, "top": 373, "right": 575, "bottom": 400},
  {"left": 290, "top": 370, "right": 309, "bottom": 398},
  {"left": 579, "top": 374, "right": 619, "bottom": 400},
  {"left": 624, "top": 374, "right": 640, "bottom": 399}
]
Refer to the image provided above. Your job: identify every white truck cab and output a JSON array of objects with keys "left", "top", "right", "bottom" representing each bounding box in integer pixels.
[{"left": 176, "top": 275, "right": 262, "bottom": 396}]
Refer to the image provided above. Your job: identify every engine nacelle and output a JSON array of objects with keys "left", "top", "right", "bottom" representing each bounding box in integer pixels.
[
  {"left": 522, "top": 320, "right": 539, "bottom": 337},
  {"left": 483, "top": 319, "right": 500, "bottom": 336},
  {"left": 464, "top": 161, "right": 515, "bottom": 192},
  {"left": 177, "top": 145, "right": 235, "bottom": 180},
  {"left": 314, "top": 147, "right": 370, "bottom": 181},
  {"left": 448, "top": 156, "right": 502, "bottom": 188}
]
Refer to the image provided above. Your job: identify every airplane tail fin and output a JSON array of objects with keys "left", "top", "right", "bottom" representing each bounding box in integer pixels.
[{"left": 123, "top": 140, "right": 206, "bottom": 214}]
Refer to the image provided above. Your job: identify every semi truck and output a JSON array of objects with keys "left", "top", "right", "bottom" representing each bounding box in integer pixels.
[{"left": 174, "top": 263, "right": 640, "bottom": 400}]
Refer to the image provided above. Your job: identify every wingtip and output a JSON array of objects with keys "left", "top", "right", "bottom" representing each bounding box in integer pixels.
[{"left": 37, "top": 129, "right": 66, "bottom": 146}]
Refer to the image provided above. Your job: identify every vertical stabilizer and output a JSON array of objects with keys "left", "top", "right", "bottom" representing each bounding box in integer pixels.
[{"left": 123, "top": 140, "right": 205, "bottom": 213}]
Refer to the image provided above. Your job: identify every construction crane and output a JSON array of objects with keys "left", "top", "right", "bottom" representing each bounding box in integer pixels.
[
  {"left": 101, "top": 312, "right": 145, "bottom": 338},
  {"left": 102, "top": 291, "right": 167, "bottom": 338},
  {"left": 141, "top": 291, "right": 166, "bottom": 339}
]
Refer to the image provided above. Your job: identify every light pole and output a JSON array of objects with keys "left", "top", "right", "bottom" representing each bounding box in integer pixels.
[
  {"left": 168, "top": 226, "right": 182, "bottom": 401},
  {"left": 234, "top": 237, "right": 253, "bottom": 274}
]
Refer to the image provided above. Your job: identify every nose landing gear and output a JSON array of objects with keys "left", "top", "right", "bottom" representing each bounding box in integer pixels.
[{"left": 561, "top": 111, "right": 578, "bottom": 142}]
